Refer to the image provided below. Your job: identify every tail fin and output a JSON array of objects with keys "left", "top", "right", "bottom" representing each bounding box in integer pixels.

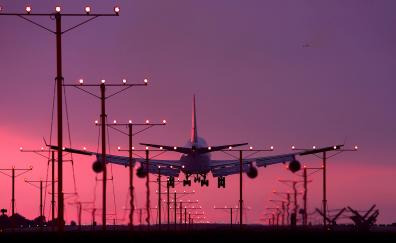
[{"left": 191, "top": 95, "right": 198, "bottom": 144}]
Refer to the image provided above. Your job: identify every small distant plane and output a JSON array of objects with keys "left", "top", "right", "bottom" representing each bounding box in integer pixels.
[{"left": 46, "top": 96, "right": 343, "bottom": 188}]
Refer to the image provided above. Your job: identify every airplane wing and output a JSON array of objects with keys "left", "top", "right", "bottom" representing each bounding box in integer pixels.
[
  {"left": 132, "top": 157, "right": 182, "bottom": 177},
  {"left": 197, "top": 143, "right": 248, "bottom": 153},
  {"left": 140, "top": 143, "right": 192, "bottom": 154},
  {"left": 210, "top": 153, "right": 296, "bottom": 177}
]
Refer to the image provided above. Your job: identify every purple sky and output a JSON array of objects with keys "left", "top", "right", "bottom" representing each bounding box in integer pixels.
[{"left": 0, "top": 0, "right": 395, "bottom": 225}]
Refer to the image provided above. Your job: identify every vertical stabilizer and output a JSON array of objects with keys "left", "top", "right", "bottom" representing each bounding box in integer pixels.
[{"left": 191, "top": 95, "right": 198, "bottom": 144}]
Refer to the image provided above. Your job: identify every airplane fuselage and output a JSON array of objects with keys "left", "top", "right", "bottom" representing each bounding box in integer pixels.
[{"left": 180, "top": 136, "right": 211, "bottom": 175}]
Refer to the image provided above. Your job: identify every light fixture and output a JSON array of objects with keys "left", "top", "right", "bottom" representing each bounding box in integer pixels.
[
  {"left": 291, "top": 145, "right": 295, "bottom": 150},
  {"left": 162, "top": 119, "right": 167, "bottom": 124},
  {"left": 113, "top": 120, "right": 117, "bottom": 124},
  {"left": 354, "top": 145, "right": 358, "bottom": 150},
  {"left": 95, "top": 120, "right": 98, "bottom": 124},
  {"left": 270, "top": 146, "right": 274, "bottom": 150},
  {"left": 25, "top": 6, "right": 32, "bottom": 14},
  {"left": 79, "top": 79, "right": 84, "bottom": 85},
  {"left": 128, "top": 120, "right": 132, "bottom": 124},
  {"left": 249, "top": 146, "right": 253, "bottom": 150},
  {"left": 55, "top": 6, "right": 61, "bottom": 13},
  {"left": 101, "top": 79, "right": 105, "bottom": 84},
  {"left": 114, "top": 6, "right": 120, "bottom": 14},
  {"left": 122, "top": 79, "right": 127, "bottom": 84},
  {"left": 145, "top": 119, "right": 150, "bottom": 124},
  {"left": 144, "top": 78, "right": 148, "bottom": 84},
  {"left": 85, "top": 6, "right": 91, "bottom": 14}
]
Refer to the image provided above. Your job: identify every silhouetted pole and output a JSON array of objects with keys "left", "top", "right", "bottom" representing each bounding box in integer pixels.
[
  {"left": 100, "top": 83, "right": 107, "bottom": 230},
  {"left": 239, "top": 150, "right": 243, "bottom": 228},
  {"left": 184, "top": 207, "right": 187, "bottom": 225},
  {"left": 230, "top": 208, "right": 233, "bottom": 226},
  {"left": 303, "top": 167, "right": 307, "bottom": 226},
  {"left": 158, "top": 167, "right": 161, "bottom": 228},
  {"left": 174, "top": 193, "right": 177, "bottom": 225},
  {"left": 293, "top": 182, "right": 298, "bottom": 215},
  {"left": 128, "top": 124, "right": 134, "bottom": 229},
  {"left": 51, "top": 151, "right": 56, "bottom": 222},
  {"left": 12, "top": 168, "right": 15, "bottom": 215},
  {"left": 146, "top": 149, "right": 150, "bottom": 226},
  {"left": 179, "top": 202, "right": 182, "bottom": 224},
  {"left": 322, "top": 151, "right": 327, "bottom": 228},
  {"left": 167, "top": 186, "right": 170, "bottom": 225}
]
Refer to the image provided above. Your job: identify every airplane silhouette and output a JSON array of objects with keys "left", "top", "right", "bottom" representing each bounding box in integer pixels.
[{"left": 45, "top": 96, "right": 343, "bottom": 188}]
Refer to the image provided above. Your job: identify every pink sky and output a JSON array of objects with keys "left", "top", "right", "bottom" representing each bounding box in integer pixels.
[{"left": 0, "top": 0, "right": 395, "bottom": 225}]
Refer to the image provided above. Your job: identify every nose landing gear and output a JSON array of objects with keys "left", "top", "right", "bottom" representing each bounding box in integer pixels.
[{"left": 217, "top": 176, "right": 226, "bottom": 188}]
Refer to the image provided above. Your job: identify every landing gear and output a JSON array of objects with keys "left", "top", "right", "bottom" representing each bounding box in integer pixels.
[
  {"left": 200, "top": 174, "right": 209, "bottom": 187},
  {"left": 183, "top": 174, "right": 191, "bottom": 186},
  {"left": 193, "top": 175, "right": 201, "bottom": 183},
  {"left": 217, "top": 176, "right": 226, "bottom": 188},
  {"left": 167, "top": 176, "right": 175, "bottom": 188}
]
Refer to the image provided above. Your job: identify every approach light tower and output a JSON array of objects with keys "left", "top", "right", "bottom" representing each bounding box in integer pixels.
[
  {"left": 0, "top": 5, "right": 120, "bottom": 232},
  {"left": 64, "top": 78, "right": 148, "bottom": 230}
]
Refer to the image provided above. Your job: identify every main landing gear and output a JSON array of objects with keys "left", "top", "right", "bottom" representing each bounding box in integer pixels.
[
  {"left": 217, "top": 176, "right": 226, "bottom": 188},
  {"left": 183, "top": 174, "right": 191, "bottom": 186},
  {"left": 200, "top": 174, "right": 209, "bottom": 187}
]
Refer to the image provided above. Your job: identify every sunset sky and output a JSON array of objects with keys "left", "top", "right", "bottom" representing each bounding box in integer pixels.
[{"left": 0, "top": 0, "right": 395, "bottom": 225}]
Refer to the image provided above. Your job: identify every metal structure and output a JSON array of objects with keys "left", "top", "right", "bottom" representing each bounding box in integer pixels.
[
  {"left": 0, "top": 5, "right": 120, "bottom": 232},
  {"left": 114, "top": 120, "right": 166, "bottom": 229},
  {"left": 278, "top": 179, "right": 304, "bottom": 226},
  {"left": 292, "top": 145, "right": 358, "bottom": 228},
  {"left": 24, "top": 179, "right": 53, "bottom": 221},
  {"left": 214, "top": 205, "right": 239, "bottom": 226},
  {"left": 64, "top": 78, "right": 147, "bottom": 230},
  {"left": 0, "top": 166, "right": 32, "bottom": 215}
]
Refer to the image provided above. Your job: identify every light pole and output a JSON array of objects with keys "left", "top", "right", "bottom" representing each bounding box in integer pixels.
[
  {"left": 214, "top": 205, "right": 239, "bottom": 226},
  {"left": 269, "top": 200, "right": 287, "bottom": 225},
  {"left": 111, "top": 120, "right": 166, "bottom": 229},
  {"left": 64, "top": 78, "right": 148, "bottom": 230},
  {"left": 0, "top": 5, "right": 120, "bottom": 232},
  {"left": 24, "top": 179, "right": 53, "bottom": 223},
  {"left": 292, "top": 144, "right": 358, "bottom": 228},
  {"left": 218, "top": 146, "right": 274, "bottom": 228},
  {"left": 0, "top": 166, "right": 32, "bottom": 216}
]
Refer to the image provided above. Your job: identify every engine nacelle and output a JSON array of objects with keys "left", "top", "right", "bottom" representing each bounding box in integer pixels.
[
  {"left": 288, "top": 160, "right": 301, "bottom": 173},
  {"left": 136, "top": 166, "right": 148, "bottom": 178},
  {"left": 246, "top": 164, "right": 258, "bottom": 179},
  {"left": 92, "top": 161, "right": 104, "bottom": 173}
]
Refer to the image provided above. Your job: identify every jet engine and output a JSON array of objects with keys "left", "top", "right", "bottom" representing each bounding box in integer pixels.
[
  {"left": 246, "top": 163, "right": 258, "bottom": 179},
  {"left": 136, "top": 166, "right": 148, "bottom": 178},
  {"left": 288, "top": 160, "right": 301, "bottom": 173},
  {"left": 92, "top": 161, "right": 104, "bottom": 173}
]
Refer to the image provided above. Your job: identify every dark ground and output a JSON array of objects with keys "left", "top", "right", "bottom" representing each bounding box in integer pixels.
[{"left": 1, "top": 225, "right": 396, "bottom": 242}]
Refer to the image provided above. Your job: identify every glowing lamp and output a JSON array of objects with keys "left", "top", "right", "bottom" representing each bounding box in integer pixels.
[
  {"left": 122, "top": 79, "right": 127, "bottom": 84},
  {"left": 95, "top": 120, "right": 98, "bottom": 124},
  {"left": 144, "top": 78, "right": 148, "bottom": 84},
  {"left": 55, "top": 6, "right": 61, "bottom": 13},
  {"left": 162, "top": 119, "right": 167, "bottom": 124},
  {"left": 182, "top": 165, "right": 185, "bottom": 169},
  {"left": 19, "top": 147, "right": 23, "bottom": 151},
  {"left": 333, "top": 146, "right": 337, "bottom": 150},
  {"left": 113, "top": 120, "right": 117, "bottom": 124},
  {"left": 312, "top": 145, "right": 316, "bottom": 149},
  {"left": 174, "top": 146, "right": 177, "bottom": 150},
  {"left": 158, "top": 165, "right": 161, "bottom": 169},
  {"left": 26, "top": 6, "right": 31, "bottom": 13},
  {"left": 228, "top": 146, "right": 232, "bottom": 150},
  {"left": 354, "top": 145, "right": 358, "bottom": 150},
  {"left": 208, "top": 146, "right": 211, "bottom": 150},
  {"left": 117, "top": 146, "right": 121, "bottom": 150},
  {"left": 101, "top": 79, "right": 105, "bottom": 84},
  {"left": 128, "top": 120, "right": 132, "bottom": 124},
  {"left": 79, "top": 79, "right": 84, "bottom": 85},
  {"left": 291, "top": 145, "right": 295, "bottom": 150},
  {"left": 249, "top": 146, "right": 253, "bottom": 150},
  {"left": 270, "top": 146, "right": 274, "bottom": 150},
  {"left": 83, "top": 147, "right": 87, "bottom": 150},
  {"left": 132, "top": 146, "right": 135, "bottom": 150},
  {"left": 85, "top": 6, "right": 91, "bottom": 14},
  {"left": 145, "top": 146, "right": 149, "bottom": 150},
  {"left": 160, "top": 146, "right": 163, "bottom": 150},
  {"left": 145, "top": 119, "right": 150, "bottom": 124},
  {"left": 114, "top": 6, "right": 120, "bottom": 14},
  {"left": 41, "top": 147, "right": 44, "bottom": 150}
]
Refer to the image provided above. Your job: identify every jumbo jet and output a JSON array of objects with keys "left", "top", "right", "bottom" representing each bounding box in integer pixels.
[{"left": 46, "top": 96, "right": 343, "bottom": 188}]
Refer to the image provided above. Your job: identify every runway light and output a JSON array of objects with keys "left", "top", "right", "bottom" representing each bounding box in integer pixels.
[
  {"left": 101, "top": 79, "right": 105, "bottom": 84},
  {"left": 55, "top": 6, "right": 61, "bottom": 13},
  {"left": 144, "top": 78, "right": 148, "bottom": 84},
  {"left": 117, "top": 146, "right": 121, "bottom": 151},
  {"left": 145, "top": 146, "right": 149, "bottom": 150},
  {"left": 145, "top": 119, "right": 150, "bottom": 124},
  {"left": 41, "top": 147, "right": 44, "bottom": 151},
  {"left": 174, "top": 146, "right": 177, "bottom": 150},
  {"left": 249, "top": 146, "right": 253, "bottom": 150},
  {"left": 26, "top": 6, "right": 32, "bottom": 13},
  {"left": 128, "top": 120, "right": 132, "bottom": 124},
  {"left": 85, "top": 6, "right": 91, "bottom": 14},
  {"left": 19, "top": 147, "right": 23, "bottom": 151},
  {"left": 158, "top": 165, "right": 161, "bottom": 169},
  {"left": 354, "top": 145, "right": 358, "bottom": 150},
  {"left": 228, "top": 146, "right": 232, "bottom": 150},
  {"left": 79, "top": 79, "right": 84, "bottom": 85},
  {"left": 182, "top": 165, "right": 185, "bottom": 169},
  {"left": 160, "top": 146, "right": 163, "bottom": 150},
  {"left": 122, "top": 79, "right": 127, "bottom": 84},
  {"left": 114, "top": 6, "right": 120, "bottom": 14},
  {"left": 333, "top": 146, "right": 337, "bottom": 150},
  {"left": 83, "top": 147, "right": 87, "bottom": 150},
  {"left": 132, "top": 146, "right": 135, "bottom": 150},
  {"left": 270, "top": 146, "right": 274, "bottom": 150},
  {"left": 113, "top": 120, "right": 117, "bottom": 124},
  {"left": 208, "top": 146, "right": 211, "bottom": 150},
  {"left": 162, "top": 119, "right": 167, "bottom": 124},
  {"left": 313, "top": 145, "right": 316, "bottom": 149},
  {"left": 62, "top": 147, "right": 65, "bottom": 150}
]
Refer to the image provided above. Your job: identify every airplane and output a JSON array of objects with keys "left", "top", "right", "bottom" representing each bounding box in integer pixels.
[{"left": 45, "top": 96, "right": 343, "bottom": 188}]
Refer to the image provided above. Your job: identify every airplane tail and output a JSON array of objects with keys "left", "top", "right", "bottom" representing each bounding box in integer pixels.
[{"left": 191, "top": 95, "right": 198, "bottom": 144}]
